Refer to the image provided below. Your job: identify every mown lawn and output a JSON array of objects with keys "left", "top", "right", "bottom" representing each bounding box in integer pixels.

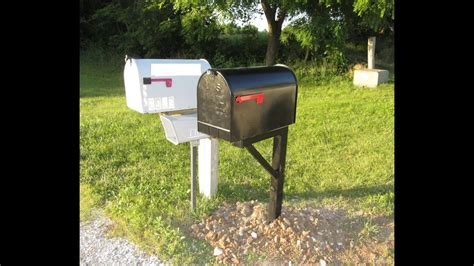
[{"left": 80, "top": 57, "right": 394, "bottom": 264}]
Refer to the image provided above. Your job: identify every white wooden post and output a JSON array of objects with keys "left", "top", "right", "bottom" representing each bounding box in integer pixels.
[
  {"left": 368, "top": 36, "right": 376, "bottom": 69},
  {"left": 198, "top": 137, "right": 218, "bottom": 197}
]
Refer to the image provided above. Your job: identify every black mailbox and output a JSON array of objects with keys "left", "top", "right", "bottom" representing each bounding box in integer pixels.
[
  {"left": 196, "top": 65, "right": 298, "bottom": 223},
  {"left": 197, "top": 65, "right": 297, "bottom": 145}
]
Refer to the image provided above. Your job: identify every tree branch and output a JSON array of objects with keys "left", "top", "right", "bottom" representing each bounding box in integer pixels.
[
  {"left": 261, "top": 0, "right": 275, "bottom": 20},
  {"left": 275, "top": 7, "right": 287, "bottom": 30}
]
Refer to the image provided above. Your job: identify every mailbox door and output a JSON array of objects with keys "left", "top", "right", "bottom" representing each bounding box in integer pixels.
[
  {"left": 231, "top": 84, "right": 296, "bottom": 141},
  {"left": 124, "top": 59, "right": 146, "bottom": 113},
  {"left": 197, "top": 71, "right": 232, "bottom": 140}
]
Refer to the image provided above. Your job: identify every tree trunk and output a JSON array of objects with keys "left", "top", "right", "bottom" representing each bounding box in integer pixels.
[
  {"left": 265, "top": 31, "right": 280, "bottom": 66},
  {"left": 261, "top": 0, "right": 286, "bottom": 66}
]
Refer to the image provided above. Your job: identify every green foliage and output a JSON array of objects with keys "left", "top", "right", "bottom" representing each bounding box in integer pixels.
[
  {"left": 281, "top": 12, "right": 346, "bottom": 63},
  {"left": 84, "top": 0, "right": 185, "bottom": 57},
  {"left": 280, "top": 0, "right": 394, "bottom": 67},
  {"left": 281, "top": 9, "right": 349, "bottom": 77},
  {"left": 212, "top": 26, "right": 267, "bottom": 67},
  {"left": 180, "top": 6, "right": 221, "bottom": 58},
  {"left": 215, "top": 0, "right": 260, "bottom": 24},
  {"left": 80, "top": 0, "right": 394, "bottom": 70},
  {"left": 353, "top": 0, "right": 394, "bottom": 33}
]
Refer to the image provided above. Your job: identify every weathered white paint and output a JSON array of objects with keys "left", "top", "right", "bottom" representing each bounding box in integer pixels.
[
  {"left": 198, "top": 138, "right": 219, "bottom": 197},
  {"left": 368, "top": 37, "right": 376, "bottom": 69}
]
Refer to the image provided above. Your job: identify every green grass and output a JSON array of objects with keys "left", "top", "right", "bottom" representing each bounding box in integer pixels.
[
  {"left": 80, "top": 184, "right": 101, "bottom": 221},
  {"left": 80, "top": 55, "right": 394, "bottom": 263}
]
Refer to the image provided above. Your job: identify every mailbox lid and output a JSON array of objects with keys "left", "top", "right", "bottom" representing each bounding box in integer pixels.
[
  {"left": 197, "top": 71, "right": 232, "bottom": 137},
  {"left": 217, "top": 65, "right": 297, "bottom": 95},
  {"left": 124, "top": 58, "right": 211, "bottom": 114}
]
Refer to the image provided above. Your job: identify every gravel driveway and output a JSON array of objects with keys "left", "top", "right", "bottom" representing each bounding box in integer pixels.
[{"left": 80, "top": 210, "right": 165, "bottom": 265}]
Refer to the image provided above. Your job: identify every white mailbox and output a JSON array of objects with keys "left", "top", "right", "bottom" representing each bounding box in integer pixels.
[
  {"left": 123, "top": 57, "right": 218, "bottom": 200},
  {"left": 124, "top": 58, "right": 211, "bottom": 113}
]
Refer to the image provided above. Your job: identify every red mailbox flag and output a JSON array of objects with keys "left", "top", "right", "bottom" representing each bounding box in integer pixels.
[{"left": 235, "top": 93, "right": 264, "bottom": 105}]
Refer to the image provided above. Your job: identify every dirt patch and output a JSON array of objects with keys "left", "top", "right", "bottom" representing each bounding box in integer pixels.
[{"left": 190, "top": 200, "right": 393, "bottom": 264}]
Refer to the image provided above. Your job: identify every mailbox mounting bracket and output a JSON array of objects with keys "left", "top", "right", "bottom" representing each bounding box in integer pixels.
[
  {"left": 237, "top": 127, "right": 288, "bottom": 223},
  {"left": 246, "top": 145, "right": 278, "bottom": 179}
]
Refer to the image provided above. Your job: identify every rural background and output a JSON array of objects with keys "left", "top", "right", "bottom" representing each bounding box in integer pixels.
[{"left": 80, "top": 0, "right": 394, "bottom": 264}]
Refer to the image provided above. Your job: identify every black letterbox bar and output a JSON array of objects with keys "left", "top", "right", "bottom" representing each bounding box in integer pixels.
[{"left": 244, "top": 126, "right": 288, "bottom": 222}]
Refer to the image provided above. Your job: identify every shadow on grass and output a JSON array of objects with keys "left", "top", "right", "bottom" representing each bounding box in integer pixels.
[
  {"left": 286, "top": 183, "right": 393, "bottom": 201},
  {"left": 218, "top": 181, "right": 393, "bottom": 203},
  {"left": 217, "top": 181, "right": 269, "bottom": 203}
]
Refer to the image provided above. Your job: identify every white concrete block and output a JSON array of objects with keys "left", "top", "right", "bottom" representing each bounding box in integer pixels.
[
  {"left": 353, "top": 69, "right": 389, "bottom": 88},
  {"left": 198, "top": 138, "right": 219, "bottom": 197}
]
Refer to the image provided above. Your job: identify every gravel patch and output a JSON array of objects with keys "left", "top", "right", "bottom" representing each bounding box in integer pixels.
[
  {"left": 190, "top": 200, "right": 394, "bottom": 264},
  {"left": 80, "top": 210, "right": 165, "bottom": 265}
]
